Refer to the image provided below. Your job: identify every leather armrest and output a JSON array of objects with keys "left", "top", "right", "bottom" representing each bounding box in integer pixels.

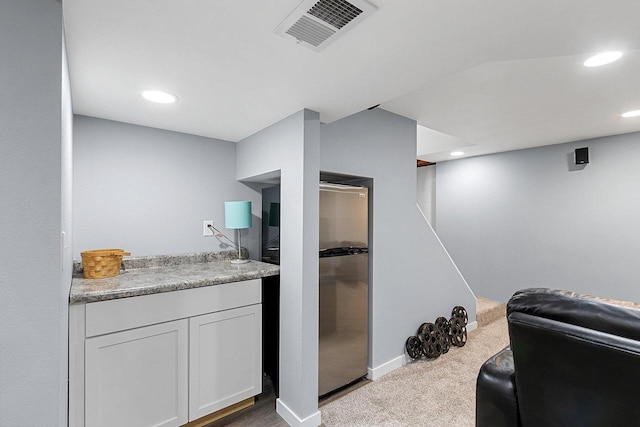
[{"left": 476, "top": 346, "right": 520, "bottom": 427}]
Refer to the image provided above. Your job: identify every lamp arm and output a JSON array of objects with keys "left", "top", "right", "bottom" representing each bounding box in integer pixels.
[{"left": 207, "top": 224, "right": 238, "bottom": 249}]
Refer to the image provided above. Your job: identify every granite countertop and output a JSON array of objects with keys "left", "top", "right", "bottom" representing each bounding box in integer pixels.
[{"left": 70, "top": 251, "right": 280, "bottom": 304}]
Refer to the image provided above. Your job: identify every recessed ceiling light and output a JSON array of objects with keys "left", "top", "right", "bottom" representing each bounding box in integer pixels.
[
  {"left": 621, "top": 110, "right": 640, "bottom": 118},
  {"left": 451, "top": 151, "right": 464, "bottom": 157},
  {"left": 583, "top": 51, "right": 623, "bottom": 67},
  {"left": 141, "top": 90, "right": 177, "bottom": 104}
]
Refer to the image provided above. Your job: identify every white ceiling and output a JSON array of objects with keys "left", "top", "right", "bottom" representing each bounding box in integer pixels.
[{"left": 63, "top": 0, "right": 640, "bottom": 162}]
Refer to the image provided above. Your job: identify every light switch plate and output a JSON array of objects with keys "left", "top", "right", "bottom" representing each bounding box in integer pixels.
[{"left": 203, "top": 220, "right": 214, "bottom": 236}]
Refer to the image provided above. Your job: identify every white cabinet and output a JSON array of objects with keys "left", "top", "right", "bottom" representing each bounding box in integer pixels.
[
  {"left": 69, "top": 279, "right": 262, "bottom": 427},
  {"left": 85, "top": 320, "right": 189, "bottom": 427},
  {"left": 189, "top": 305, "right": 262, "bottom": 419}
]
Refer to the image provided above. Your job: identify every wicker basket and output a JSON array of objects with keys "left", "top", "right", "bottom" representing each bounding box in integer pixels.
[{"left": 81, "top": 249, "right": 131, "bottom": 279}]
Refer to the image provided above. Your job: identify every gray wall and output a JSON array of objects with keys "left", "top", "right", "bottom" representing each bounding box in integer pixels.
[
  {"left": 436, "top": 132, "right": 640, "bottom": 302},
  {"left": 236, "top": 108, "right": 476, "bottom": 426},
  {"left": 320, "top": 108, "right": 476, "bottom": 368},
  {"left": 0, "top": 1, "right": 71, "bottom": 425},
  {"left": 417, "top": 164, "right": 436, "bottom": 226},
  {"left": 236, "top": 110, "right": 321, "bottom": 426},
  {"left": 73, "top": 116, "right": 261, "bottom": 260},
  {"left": 60, "top": 29, "right": 74, "bottom": 426}
]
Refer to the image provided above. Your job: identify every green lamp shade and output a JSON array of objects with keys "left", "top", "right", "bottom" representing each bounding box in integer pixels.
[{"left": 225, "top": 201, "right": 252, "bottom": 229}]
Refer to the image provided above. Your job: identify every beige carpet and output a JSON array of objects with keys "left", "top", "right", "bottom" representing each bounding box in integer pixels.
[
  {"left": 476, "top": 297, "right": 506, "bottom": 327},
  {"left": 320, "top": 317, "right": 509, "bottom": 426}
]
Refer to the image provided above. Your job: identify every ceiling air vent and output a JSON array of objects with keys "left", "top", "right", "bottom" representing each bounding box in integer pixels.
[{"left": 275, "top": 0, "right": 377, "bottom": 52}]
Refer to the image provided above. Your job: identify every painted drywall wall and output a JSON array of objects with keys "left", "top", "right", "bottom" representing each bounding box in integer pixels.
[
  {"left": 320, "top": 108, "right": 476, "bottom": 370},
  {"left": 60, "top": 30, "right": 74, "bottom": 426},
  {"left": 436, "top": 132, "right": 640, "bottom": 303},
  {"left": 236, "top": 110, "right": 321, "bottom": 427},
  {"left": 417, "top": 164, "right": 436, "bottom": 226},
  {"left": 73, "top": 116, "right": 261, "bottom": 260},
  {"left": 0, "top": 1, "right": 69, "bottom": 425}
]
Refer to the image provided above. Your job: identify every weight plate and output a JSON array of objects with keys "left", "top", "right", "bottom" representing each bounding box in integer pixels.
[
  {"left": 438, "top": 329, "right": 450, "bottom": 354},
  {"left": 451, "top": 306, "right": 469, "bottom": 325},
  {"left": 417, "top": 322, "right": 430, "bottom": 336},
  {"left": 451, "top": 329, "right": 467, "bottom": 347},
  {"left": 425, "top": 326, "right": 445, "bottom": 358},
  {"left": 405, "top": 336, "right": 423, "bottom": 359},
  {"left": 434, "top": 330, "right": 446, "bottom": 355},
  {"left": 423, "top": 340, "right": 442, "bottom": 359},
  {"left": 435, "top": 316, "right": 450, "bottom": 334},
  {"left": 419, "top": 322, "right": 438, "bottom": 342},
  {"left": 449, "top": 317, "right": 468, "bottom": 347}
]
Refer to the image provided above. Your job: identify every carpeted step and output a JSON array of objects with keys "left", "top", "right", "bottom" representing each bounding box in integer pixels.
[{"left": 476, "top": 297, "right": 506, "bottom": 327}]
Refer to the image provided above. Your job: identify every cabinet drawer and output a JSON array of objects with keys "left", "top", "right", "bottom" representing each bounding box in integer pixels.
[{"left": 85, "top": 279, "right": 260, "bottom": 337}]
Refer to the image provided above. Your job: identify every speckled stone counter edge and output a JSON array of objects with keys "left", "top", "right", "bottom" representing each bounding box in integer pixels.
[{"left": 70, "top": 250, "right": 278, "bottom": 305}]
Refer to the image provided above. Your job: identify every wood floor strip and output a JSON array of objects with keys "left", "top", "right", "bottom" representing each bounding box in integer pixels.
[{"left": 184, "top": 397, "right": 254, "bottom": 427}]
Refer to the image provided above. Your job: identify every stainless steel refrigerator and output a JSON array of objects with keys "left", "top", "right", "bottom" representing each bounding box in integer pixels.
[{"left": 318, "top": 183, "right": 369, "bottom": 397}]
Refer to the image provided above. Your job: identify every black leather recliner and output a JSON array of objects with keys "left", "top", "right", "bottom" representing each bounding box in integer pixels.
[{"left": 476, "top": 288, "right": 640, "bottom": 427}]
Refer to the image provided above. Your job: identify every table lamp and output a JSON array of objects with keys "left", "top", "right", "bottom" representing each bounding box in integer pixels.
[{"left": 225, "top": 201, "right": 252, "bottom": 264}]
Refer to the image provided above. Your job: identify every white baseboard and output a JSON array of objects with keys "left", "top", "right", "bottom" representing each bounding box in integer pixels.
[
  {"left": 367, "top": 354, "right": 405, "bottom": 380},
  {"left": 467, "top": 320, "right": 478, "bottom": 332},
  {"left": 276, "top": 398, "right": 322, "bottom": 427}
]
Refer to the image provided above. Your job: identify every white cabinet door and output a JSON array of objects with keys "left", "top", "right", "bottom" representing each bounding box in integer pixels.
[
  {"left": 85, "top": 320, "right": 188, "bottom": 427},
  {"left": 189, "top": 304, "right": 262, "bottom": 421}
]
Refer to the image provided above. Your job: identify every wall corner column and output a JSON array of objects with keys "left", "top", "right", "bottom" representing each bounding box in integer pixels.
[{"left": 236, "top": 109, "right": 321, "bottom": 426}]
